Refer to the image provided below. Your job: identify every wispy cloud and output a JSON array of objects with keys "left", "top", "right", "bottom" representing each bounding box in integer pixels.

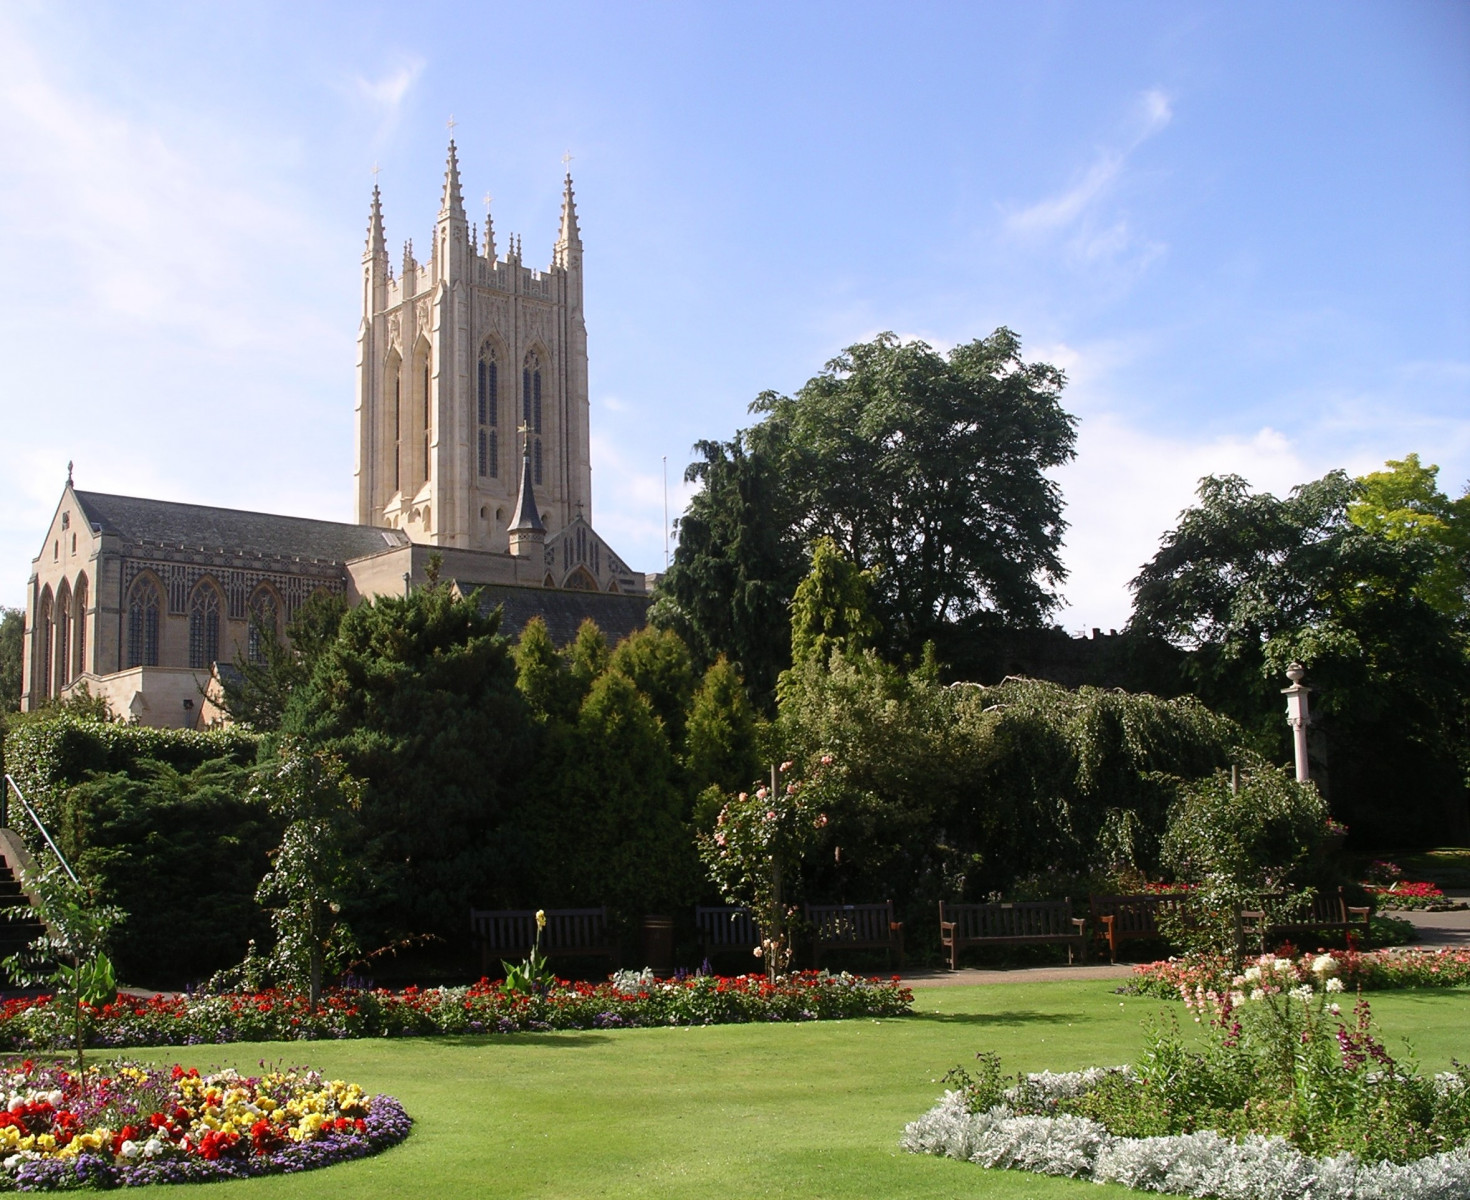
[
  {"left": 350, "top": 58, "right": 425, "bottom": 145},
  {"left": 1001, "top": 88, "right": 1173, "bottom": 279}
]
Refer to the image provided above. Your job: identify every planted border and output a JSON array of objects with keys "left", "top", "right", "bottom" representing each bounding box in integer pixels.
[{"left": 0, "top": 973, "right": 913, "bottom": 1050}]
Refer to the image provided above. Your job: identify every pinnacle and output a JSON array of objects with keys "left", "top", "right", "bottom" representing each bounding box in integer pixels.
[
  {"left": 440, "top": 138, "right": 466, "bottom": 222},
  {"left": 365, "top": 184, "right": 386, "bottom": 257}
]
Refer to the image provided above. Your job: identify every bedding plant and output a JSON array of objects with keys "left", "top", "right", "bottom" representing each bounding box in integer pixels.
[
  {"left": 1126, "top": 946, "right": 1470, "bottom": 998},
  {"left": 0, "top": 1057, "right": 409, "bottom": 1190},
  {"left": 0, "top": 973, "right": 912, "bottom": 1052},
  {"left": 907, "top": 953, "right": 1470, "bottom": 1198}
]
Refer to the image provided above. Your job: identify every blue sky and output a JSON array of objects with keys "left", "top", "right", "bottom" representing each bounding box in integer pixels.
[{"left": 2, "top": 1, "right": 1466, "bottom": 630}]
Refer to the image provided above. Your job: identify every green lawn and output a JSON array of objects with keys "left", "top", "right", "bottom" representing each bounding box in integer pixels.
[{"left": 105, "top": 981, "right": 1470, "bottom": 1198}]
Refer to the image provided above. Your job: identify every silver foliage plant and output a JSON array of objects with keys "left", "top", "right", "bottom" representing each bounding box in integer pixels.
[{"left": 902, "top": 1072, "right": 1470, "bottom": 1200}]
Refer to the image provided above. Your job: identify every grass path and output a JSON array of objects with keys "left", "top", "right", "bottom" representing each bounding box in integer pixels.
[{"left": 104, "top": 981, "right": 1470, "bottom": 1198}]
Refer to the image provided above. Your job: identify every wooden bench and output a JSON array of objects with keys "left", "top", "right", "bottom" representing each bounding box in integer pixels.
[
  {"left": 1089, "top": 893, "right": 1187, "bottom": 963},
  {"left": 696, "top": 905, "right": 761, "bottom": 962},
  {"left": 939, "top": 900, "right": 1087, "bottom": 970},
  {"left": 806, "top": 902, "right": 904, "bottom": 969},
  {"left": 469, "top": 907, "right": 617, "bottom": 977},
  {"left": 1236, "top": 887, "right": 1372, "bottom": 955}
]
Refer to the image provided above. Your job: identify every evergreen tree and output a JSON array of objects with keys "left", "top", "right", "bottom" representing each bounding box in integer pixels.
[{"left": 685, "top": 656, "right": 762, "bottom": 796}]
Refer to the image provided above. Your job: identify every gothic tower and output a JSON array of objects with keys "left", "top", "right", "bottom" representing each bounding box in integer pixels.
[{"left": 354, "top": 139, "right": 592, "bottom": 551}]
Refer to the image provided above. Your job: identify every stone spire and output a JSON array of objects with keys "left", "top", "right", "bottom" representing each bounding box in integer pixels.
[
  {"left": 554, "top": 171, "right": 581, "bottom": 267},
  {"left": 481, "top": 193, "right": 497, "bottom": 261},
  {"left": 365, "top": 184, "right": 386, "bottom": 259},
  {"left": 439, "top": 138, "right": 466, "bottom": 223},
  {"left": 508, "top": 433, "right": 545, "bottom": 558}
]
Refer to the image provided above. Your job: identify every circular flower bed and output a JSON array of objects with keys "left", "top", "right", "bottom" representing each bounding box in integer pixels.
[{"left": 0, "top": 1058, "right": 410, "bottom": 1190}]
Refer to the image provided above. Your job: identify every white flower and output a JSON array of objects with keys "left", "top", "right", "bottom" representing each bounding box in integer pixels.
[
  {"left": 143, "top": 1138, "right": 163, "bottom": 1159},
  {"left": 1229, "top": 991, "right": 1246, "bottom": 1007},
  {"left": 44, "top": 1091, "right": 61, "bottom": 1108},
  {"left": 6, "top": 1097, "right": 21, "bottom": 1113},
  {"left": 1311, "top": 954, "right": 1338, "bottom": 976},
  {"left": 1328, "top": 1003, "right": 1341, "bottom": 1016},
  {"left": 120, "top": 1140, "right": 140, "bottom": 1159},
  {"left": 1290, "top": 985, "right": 1314, "bottom": 1004},
  {"left": 1249, "top": 988, "right": 1265, "bottom": 1002},
  {"left": 1243, "top": 966, "right": 1262, "bottom": 983},
  {"left": 1325, "top": 977, "right": 1344, "bottom": 993}
]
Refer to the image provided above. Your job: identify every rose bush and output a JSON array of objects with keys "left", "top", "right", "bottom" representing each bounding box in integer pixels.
[{"left": 0, "top": 972, "right": 912, "bottom": 1051}]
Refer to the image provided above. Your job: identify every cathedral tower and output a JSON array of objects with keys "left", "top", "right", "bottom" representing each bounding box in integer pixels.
[{"left": 354, "top": 140, "right": 592, "bottom": 551}]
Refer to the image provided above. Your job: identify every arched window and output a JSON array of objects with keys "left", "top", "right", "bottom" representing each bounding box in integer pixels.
[
  {"left": 489, "top": 430, "right": 499, "bottom": 479},
  {"left": 126, "top": 577, "right": 161, "bottom": 668},
  {"left": 188, "top": 581, "right": 222, "bottom": 670},
  {"left": 534, "top": 438, "right": 543, "bottom": 485},
  {"left": 422, "top": 354, "right": 431, "bottom": 484},
  {"left": 533, "top": 366, "right": 542, "bottom": 434},
  {"left": 54, "top": 582, "right": 71, "bottom": 693},
  {"left": 247, "top": 586, "right": 279, "bottom": 665},
  {"left": 393, "top": 371, "right": 402, "bottom": 492},
  {"left": 477, "top": 351, "right": 499, "bottom": 478},
  {"left": 73, "top": 574, "right": 88, "bottom": 678},
  {"left": 37, "top": 587, "right": 53, "bottom": 700},
  {"left": 522, "top": 350, "right": 541, "bottom": 431}
]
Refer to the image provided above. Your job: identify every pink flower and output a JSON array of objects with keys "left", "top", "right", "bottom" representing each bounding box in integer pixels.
[
  {"left": 779, "top": 760, "right": 794, "bottom": 773},
  {"left": 820, "top": 754, "right": 833, "bottom": 766},
  {"left": 756, "top": 787, "right": 768, "bottom": 800}
]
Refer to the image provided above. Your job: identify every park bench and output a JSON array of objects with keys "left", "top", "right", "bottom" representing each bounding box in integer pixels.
[
  {"left": 469, "top": 907, "right": 617, "bottom": 977},
  {"left": 939, "top": 900, "right": 1087, "bottom": 970},
  {"left": 1089, "top": 893, "right": 1188, "bottom": 963},
  {"left": 1236, "top": 887, "right": 1371, "bottom": 955},
  {"left": 696, "top": 905, "right": 761, "bottom": 963},
  {"left": 806, "top": 902, "right": 904, "bottom": 969}
]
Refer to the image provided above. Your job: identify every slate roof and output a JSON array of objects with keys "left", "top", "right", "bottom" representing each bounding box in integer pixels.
[
  {"left": 73, "top": 491, "right": 407, "bottom": 564},
  {"left": 468, "top": 583, "right": 651, "bottom": 647}
]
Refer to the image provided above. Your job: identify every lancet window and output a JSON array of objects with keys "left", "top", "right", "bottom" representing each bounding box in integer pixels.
[
  {"left": 126, "top": 577, "right": 161, "bottom": 669},
  {"left": 53, "top": 583, "right": 71, "bottom": 693},
  {"left": 36, "top": 588, "right": 53, "bottom": 699},
  {"left": 73, "top": 575, "right": 88, "bottom": 678},
  {"left": 422, "top": 356, "right": 431, "bottom": 484},
  {"left": 188, "top": 581, "right": 222, "bottom": 670},
  {"left": 477, "top": 352, "right": 499, "bottom": 478}
]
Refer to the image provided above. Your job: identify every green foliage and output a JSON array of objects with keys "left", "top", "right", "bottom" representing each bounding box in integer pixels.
[
  {"left": 1348, "top": 452, "right": 1470, "bottom": 619},
  {"left": 2, "top": 712, "right": 258, "bottom": 829},
  {"left": 501, "top": 911, "right": 555, "bottom": 996},
  {"left": 1129, "top": 465, "right": 1470, "bottom": 846},
  {"left": 657, "top": 328, "right": 1077, "bottom": 702},
  {"left": 513, "top": 616, "right": 581, "bottom": 722},
  {"left": 252, "top": 741, "right": 363, "bottom": 1009},
  {"left": 282, "top": 582, "right": 531, "bottom": 946},
  {"left": 219, "top": 590, "right": 349, "bottom": 730},
  {"left": 1162, "top": 765, "right": 1330, "bottom": 890},
  {"left": 685, "top": 656, "right": 762, "bottom": 795},
  {"left": 59, "top": 757, "right": 278, "bottom": 986},
  {"left": 0, "top": 608, "right": 25, "bottom": 713},
  {"left": 787, "top": 536, "right": 880, "bottom": 669},
  {"left": 606, "top": 625, "right": 696, "bottom": 747}
]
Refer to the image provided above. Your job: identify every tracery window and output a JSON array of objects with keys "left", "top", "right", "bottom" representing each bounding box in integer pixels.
[
  {"left": 477, "top": 352, "right": 498, "bottom": 478},
  {"left": 188, "top": 582, "right": 222, "bottom": 670},
  {"left": 422, "top": 357, "right": 431, "bottom": 483},
  {"left": 534, "top": 438, "right": 543, "bottom": 486},
  {"left": 393, "top": 372, "right": 402, "bottom": 492},
  {"left": 247, "top": 587, "right": 278, "bottom": 665},
  {"left": 522, "top": 352, "right": 542, "bottom": 432},
  {"left": 126, "top": 577, "right": 161, "bottom": 668}
]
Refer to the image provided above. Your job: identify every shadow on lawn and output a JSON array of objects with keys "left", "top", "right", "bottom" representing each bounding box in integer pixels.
[
  {"left": 908, "top": 1009, "right": 1082, "bottom": 1027},
  {"left": 434, "top": 1032, "right": 614, "bottom": 1048}
]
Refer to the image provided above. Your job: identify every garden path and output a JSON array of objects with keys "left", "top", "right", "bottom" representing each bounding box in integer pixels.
[
  {"left": 1396, "top": 894, "right": 1470, "bottom": 948},
  {"left": 900, "top": 963, "right": 1134, "bottom": 987}
]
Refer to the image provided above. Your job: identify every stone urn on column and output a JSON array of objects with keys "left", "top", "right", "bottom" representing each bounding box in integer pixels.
[{"left": 1281, "top": 662, "right": 1312, "bottom": 784}]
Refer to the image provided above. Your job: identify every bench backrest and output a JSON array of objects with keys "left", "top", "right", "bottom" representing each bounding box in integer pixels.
[
  {"left": 806, "top": 902, "right": 895, "bottom": 944},
  {"left": 696, "top": 906, "right": 759, "bottom": 947},
  {"left": 940, "top": 900, "right": 1076, "bottom": 939},
  {"left": 1088, "top": 894, "right": 1181, "bottom": 936},
  {"left": 470, "top": 907, "right": 609, "bottom": 952}
]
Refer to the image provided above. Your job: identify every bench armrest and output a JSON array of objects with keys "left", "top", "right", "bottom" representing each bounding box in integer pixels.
[
  {"left": 1347, "top": 906, "right": 1371, "bottom": 918},
  {"left": 1070, "top": 918, "right": 1087, "bottom": 933},
  {"left": 939, "top": 921, "right": 957, "bottom": 934}
]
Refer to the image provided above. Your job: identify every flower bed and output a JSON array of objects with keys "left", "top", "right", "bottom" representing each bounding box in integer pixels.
[
  {"left": 0, "top": 1058, "right": 410, "bottom": 1190},
  {"left": 1365, "top": 881, "right": 1468, "bottom": 912},
  {"left": 0, "top": 973, "right": 912, "bottom": 1051},
  {"left": 906, "top": 958, "right": 1470, "bottom": 1198},
  {"left": 1125, "top": 947, "right": 1470, "bottom": 999}
]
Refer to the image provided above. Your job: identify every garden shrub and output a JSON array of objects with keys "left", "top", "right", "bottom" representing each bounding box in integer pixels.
[{"left": 59, "top": 757, "right": 278, "bottom": 987}]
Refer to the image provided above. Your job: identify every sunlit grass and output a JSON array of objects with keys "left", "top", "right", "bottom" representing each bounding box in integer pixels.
[{"left": 95, "top": 981, "right": 1470, "bottom": 1198}]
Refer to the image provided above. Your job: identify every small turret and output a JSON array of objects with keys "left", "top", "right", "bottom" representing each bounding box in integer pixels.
[
  {"left": 365, "top": 184, "right": 386, "bottom": 260},
  {"left": 508, "top": 433, "right": 545, "bottom": 559}
]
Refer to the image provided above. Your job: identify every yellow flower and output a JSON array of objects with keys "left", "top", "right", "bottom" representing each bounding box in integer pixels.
[{"left": 536, "top": 909, "right": 547, "bottom": 931}]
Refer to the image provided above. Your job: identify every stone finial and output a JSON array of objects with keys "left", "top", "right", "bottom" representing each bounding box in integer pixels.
[
  {"left": 366, "top": 183, "right": 386, "bottom": 258},
  {"left": 1286, "top": 662, "right": 1306, "bottom": 685},
  {"left": 440, "top": 136, "right": 466, "bottom": 223}
]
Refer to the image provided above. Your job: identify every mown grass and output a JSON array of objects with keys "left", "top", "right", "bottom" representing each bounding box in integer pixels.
[{"left": 102, "top": 981, "right": 1470, "bottom": 1198}]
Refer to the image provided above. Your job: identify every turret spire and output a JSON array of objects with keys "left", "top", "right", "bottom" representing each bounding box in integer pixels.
[
  {"left": 508, "top": 428, "right": 546, "bottom": 559},
  {"left": 440, "top": 137, "right": 466, "bottom": 222},
  {"left": 365, "top": 184, "right": 386, "bottom": 258},
  {"left": 555, "top": 166, "right": 581, "bottom": 266}
]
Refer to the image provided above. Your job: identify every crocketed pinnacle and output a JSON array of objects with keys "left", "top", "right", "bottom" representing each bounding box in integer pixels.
[
  {"left": 555, "top": 172, "right": 581, "bottom": 265},
  {"left": 440, "top": 139, "right": 466, "bottom": 222},
  {"left": 366, "top": 185, "right": 386, "bottom": 257}
]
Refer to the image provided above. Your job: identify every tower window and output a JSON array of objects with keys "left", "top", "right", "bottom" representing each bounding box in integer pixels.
[
  {"left": 393, "top": 373, "right": 402, "bottom": 492},
  {"left": 488, "top": 361, "right": 498, "bottom": 425},
  {"left": 478, "top": 429, "right": 487, "bottom": 478},
  {"left": 489, "top": 429, "right": 498, "bottom": 478},
  {"left": 534, "top": 438, "right": 543, "bottom": 485},
  {"left": 533, "top": 368, "right": 542, "bottom": 433},
  {"left": 422, "top": 357, "right": 431, "bottom": 483},
  {"left": 478, "top": 352, "right": 498, "bottom": 478}
]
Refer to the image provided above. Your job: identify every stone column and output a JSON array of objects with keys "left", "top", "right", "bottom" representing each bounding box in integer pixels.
[{"left": 1281, "top": 663, "right": 1312, "bottom": 783}]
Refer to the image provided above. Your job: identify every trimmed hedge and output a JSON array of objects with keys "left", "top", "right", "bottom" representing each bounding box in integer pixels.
[{"left": 2, "top": 713, "right": 258, "bottom": 829}]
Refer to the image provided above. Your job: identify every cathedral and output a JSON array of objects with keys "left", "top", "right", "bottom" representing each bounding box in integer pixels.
[{"left": 19, "top": 140, "right": 653, "bottom": 727}]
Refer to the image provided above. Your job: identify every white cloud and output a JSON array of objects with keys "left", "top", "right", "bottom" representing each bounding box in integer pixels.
[{"left": 349, "top": 58, "right": 425, "bottom": 146}]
